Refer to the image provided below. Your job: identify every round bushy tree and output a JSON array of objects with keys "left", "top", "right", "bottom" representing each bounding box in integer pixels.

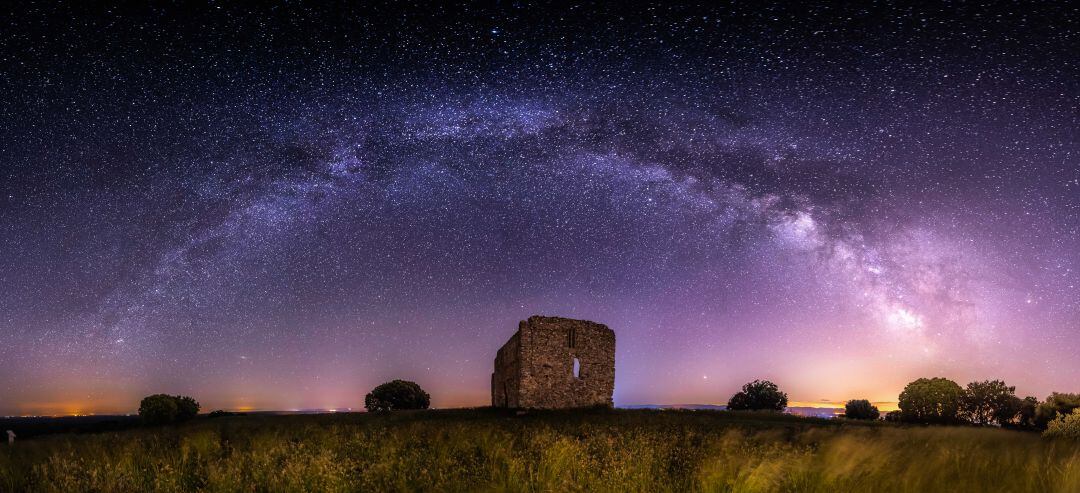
[
  {"left": 898, "top": 377, "right": 964, "bottom": 424},
  {"left": 365, "top": 380, "right": 431, "bottom": 412},
  {"left": 844, "top": 399, "right": 881, "bottom": 420},
  {"left": 139, "top": 394, "right": 179, "bottom": 425},
  {"left": 726, "top": 380, "right": 788, "bottom": 411},
  {"left": 139, "top": 394, "right": 200, "bottom": 424}
]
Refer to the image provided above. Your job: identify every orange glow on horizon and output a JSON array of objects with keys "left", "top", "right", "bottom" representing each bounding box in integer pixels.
[
  {"left": 788, "top": 400, "right": 900, "bottom": 412},
  {"left": 6, "top": 395, "right": 903, "bottom": 417}
]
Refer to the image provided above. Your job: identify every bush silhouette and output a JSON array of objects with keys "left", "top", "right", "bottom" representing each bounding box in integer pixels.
[
  {"left": 726, "top": 380, "right": 788, "bottom": 411},
  {"left": 365, "top": 380, "right": 431, "bottom": 412},
  {"left": 139, "top": 394, "right": 179, "bottom": 425},
  {"left": 844, "top": 399, "right": 880, "bottom": 420},
  {"left": 898, "top": 377, "right": 964, "bottom": 424},
  {"left": 138, "top": 394, "right": 200, "bottom": 425}
]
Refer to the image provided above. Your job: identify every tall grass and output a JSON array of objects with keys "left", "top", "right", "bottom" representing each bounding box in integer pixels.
[{"left": 2, "top": 409, "right": 1078, "bottom": 492}]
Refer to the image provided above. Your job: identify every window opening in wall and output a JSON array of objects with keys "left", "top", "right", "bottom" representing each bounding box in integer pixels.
[{"left": 573, "top": 357, "right": 581, "bottom": 379}]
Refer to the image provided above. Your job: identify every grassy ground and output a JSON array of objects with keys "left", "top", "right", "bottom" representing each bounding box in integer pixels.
[{"left": 2, "top": 408, "right": 1078, "bottom": 492}]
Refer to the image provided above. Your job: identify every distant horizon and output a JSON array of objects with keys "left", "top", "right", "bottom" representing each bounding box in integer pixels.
[
  {"left": 3, "top": 401, "right": 893, "bottom": 419},
  {"left": 0, "top": 395, "right": 913, "bottom": 417}
]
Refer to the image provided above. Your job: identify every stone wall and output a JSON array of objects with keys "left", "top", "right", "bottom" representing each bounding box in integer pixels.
[
  {"left": 491, "top": 330, "right": 521, "bottom": 407},
  {"left": 491, "top": 315, "right": 615, "bottom": 409}
]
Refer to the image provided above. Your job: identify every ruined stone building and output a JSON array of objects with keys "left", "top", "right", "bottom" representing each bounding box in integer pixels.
[{"left": 491, "top": 316, "right": 615, "bottom": 409}]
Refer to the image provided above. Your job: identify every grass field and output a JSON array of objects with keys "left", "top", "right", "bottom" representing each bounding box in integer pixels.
[{"left": 2, "top": 408, "right": 1079, "bottom": 492}]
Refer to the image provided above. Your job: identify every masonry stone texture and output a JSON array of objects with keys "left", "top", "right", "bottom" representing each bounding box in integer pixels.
[{"left": 491, "top": 315, "right": 615, "bottom": 409}]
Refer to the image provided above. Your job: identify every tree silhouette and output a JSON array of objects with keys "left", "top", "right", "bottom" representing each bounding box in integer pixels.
[
  {"left": 139, "top": 394, "right": 179, "bottom": 425},
  {"left": 138, "top": 394, "right": 200, "bottom": 425},
  {"left": 960, "top": 380, "right": 1016, "bottom": 425},
  {"left": 174, "top": 395, "right": 201, "bottom": 421},
  {"left": 726, "top": 380, "right": 788, "bottom": 411},
  {"left": 898, "top": 377, "right": 964, "bottom": 424},
  {"left": 844, "top": 399, "right": 880, "bottom": 420},
  {"left": 365, "top": 380, "right": 431, "bottom": 412}
]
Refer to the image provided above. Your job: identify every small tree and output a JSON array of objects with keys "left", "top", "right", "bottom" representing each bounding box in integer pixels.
[
  {"left": 1043, "top": 409, "right": 1080, "bottom": 439},
  {"left": 844, "top": 399, "right": 880, "bottom": 420},
  {"left": 961, "top": 380, "right": 1016, "bottom": 425},
  {"left": 139, "top": 394, "right": 179, "bottom": 425},
  {"left": 726, "top": 380, "right": 788, "bottom": 412},
  {"left": 365, "top": 380, "right": 431, "bottom": 412},
  {"left": 898, "top": 377, "right": 964, "bottom": 424}
]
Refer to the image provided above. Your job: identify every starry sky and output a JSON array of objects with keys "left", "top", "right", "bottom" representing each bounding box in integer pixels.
[{"left": 1, "top": 3, "right": 1078, "bottom": 416}]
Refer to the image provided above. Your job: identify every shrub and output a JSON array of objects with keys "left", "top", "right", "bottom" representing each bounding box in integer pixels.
[
  {"left": 365, "top": 379, "right": 431, "bottom": 412},
  {"left": 138, "top": 394, "right": 179, "bottom": 425},
  {"left": 884, "top": 410, "right": 903, "bottom": 422},
  {"left": 1043, "top": 409, "right": 1080, "bottom": 439},
  {"left": 898, "top": 377, "right": 964, "bottom": 424},
  {"left": 726, "top": 380, "right": 788, "bottom": 411},
  {"left": 1035, "top": 393, "right": 1080, "bottom": 428},
  {"left": 844, "top": 399, "right": 880, "bottom": 420},
  {"left": 138, "top": 394, "right": 200, "bottom": 425}
]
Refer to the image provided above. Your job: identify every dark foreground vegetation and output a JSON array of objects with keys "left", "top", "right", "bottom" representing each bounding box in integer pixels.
[{"left": 3, "top": 408, "right": 1080, "bottom": 492}]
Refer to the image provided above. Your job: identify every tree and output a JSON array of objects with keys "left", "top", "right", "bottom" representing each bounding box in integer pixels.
[
  {"left": 1034, "top": 393, "right": 1080, "bottom": 429},
  {"left": 726, "top": 391, "right": 751, "bottom": 411},
  {"left": 844, "top": 399, "right": 880, "bottom": 420},
  {"left": 898, "top": 377, "right": 964, "bottom": 424},
  {"left": 993, "top": 395, "right": 1040, "bottom": 429},
  {"left": 174, "top": 395, "right": 200, "bottom": 421},
  {"left": 138, "top": 394, "right": 200, "bottom": 425},
  {"left": 1016, "top": 396, "right": 1039, "bottom": 428},
  {"left": 960, "top": 380, "right": 1016, "bottom": 425},
  {"left": 995, "top": 395, "right": 1023, "bottom": 427},
  {"left": 365, "top": 380, "right": 431, "bottom": 412},
  {"left": 139, "top": 394, "right": 179, "bottom": 425},
  {"left": 726, "top": 380, "right": 788, "bottom": 411}
]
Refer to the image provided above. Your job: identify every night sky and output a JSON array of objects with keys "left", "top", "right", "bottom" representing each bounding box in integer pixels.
[{"left": 2, "top": 3, "right": 1077, "bottom": 416}]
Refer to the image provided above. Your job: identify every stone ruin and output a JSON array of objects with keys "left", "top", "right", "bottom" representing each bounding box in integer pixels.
[{"left": 491, "top": 315, "right": 615, "bottom": 409}]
